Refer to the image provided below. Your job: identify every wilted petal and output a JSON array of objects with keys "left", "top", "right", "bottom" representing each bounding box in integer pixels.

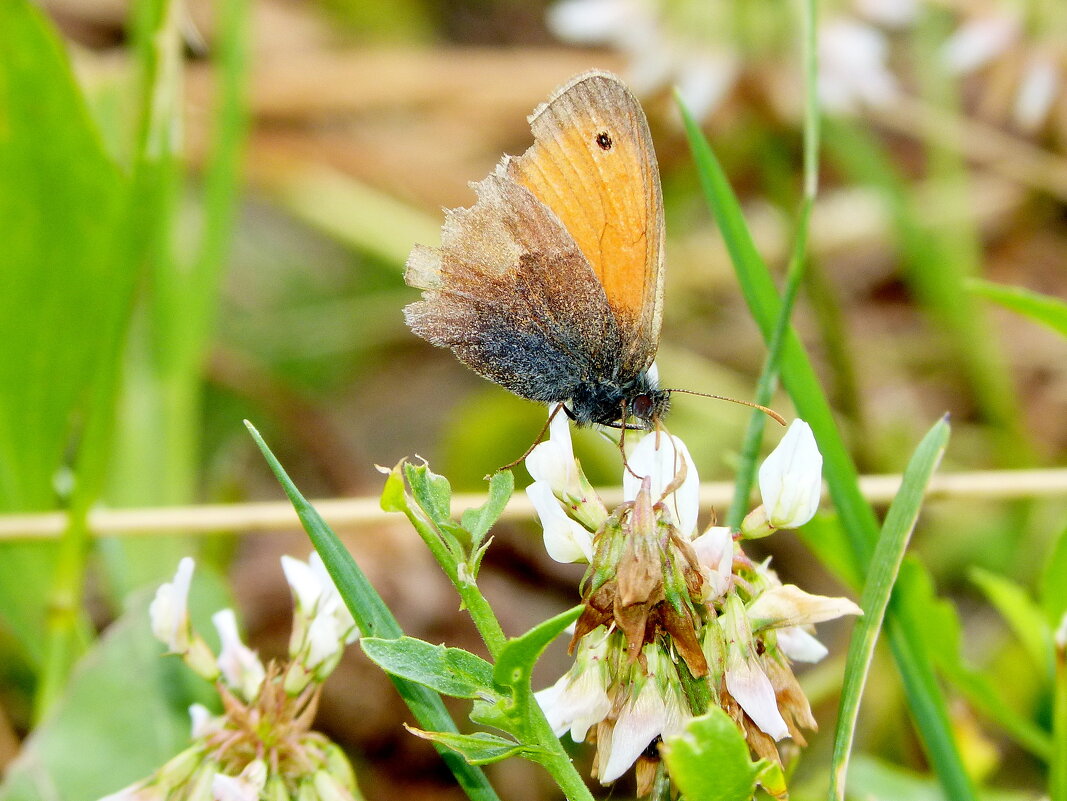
[
  {"left": 526, "top": 481, "right": 594, "bottom": 563},
  {"left": 776, "top": 626, "right": 829, "bottom": 663},
  {"left": 747, "top": 584, "right": 862, "bottom": 631},
  {"left": 150, "top": 557, "right": 195, "bottom": 653},
  {"left": 600, "top": 678, "right": 667, "bottom": 783},
  {"left": 758, "top": 420, "right": 823, "bottom": 529},
  {"left": 725, "top": 653, "right": 789, "bottom": 741},
  {"left": 624, "top": 432, "right": 699, "bottom": 535},
  {"left": 212, "top": 609, "right": 266, "bottom": 701}
]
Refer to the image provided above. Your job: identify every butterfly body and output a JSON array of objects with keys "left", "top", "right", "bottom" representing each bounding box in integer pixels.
[{"left": 404, "top": 71, "right": 667, "bottom": 429}]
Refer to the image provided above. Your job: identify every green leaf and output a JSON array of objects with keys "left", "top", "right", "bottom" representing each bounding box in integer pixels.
[
  {"left": 900, "top": 559, "right": 1051, "bottom": 760},
  {"left": 680, "top": 101, "right": 979, "bottom": 801},
  {"left": 493, "top": 606, "right": 582, "bottom": 694},
  {"left": 405, "top": 462, "right": 455, "bottom": 527},
  {"left": 0, "top": 0, "right": 133, "bottom": 668},
  {"left": 245, "top": 422, "right": 502, "bottom": 801},
  {"left": 660, "top": 708, "right": 760, "bottom": 801},
  {"left": 380, "top": 462, "right": 408, "bottom": 513},
  {"left": 461, "top": 470, "right": 514, "bottom": 548},
  {"left": 1040, "top": 524, "right": 1067, "bottom": 626},
  {"left": 969, "top": 566, "right": 1052, "bottom": 674},
  {"left": 361, "top": 637, "right": 499, "bottom": 700},
  {"left": 968, "top": 278, "right": 1067, "bottom": 339},
  {"left": 406, "top": 729, "right": 530, "bottom": 766},
  {"left": 0, "top": 574, "right": 228, "bottom": 801},
  {"left": 829, "top": 417, "right": 949, "bottom": 801}
]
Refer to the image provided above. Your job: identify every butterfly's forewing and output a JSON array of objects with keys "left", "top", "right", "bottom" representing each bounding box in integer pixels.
[{"left": 505, "top": 70, "right": 665, "bottom": 372}]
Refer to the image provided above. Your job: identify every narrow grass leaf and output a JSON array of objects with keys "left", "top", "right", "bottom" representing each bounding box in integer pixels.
[
  {"left": 968, "top": 279, "right": 1067, "bottom": 340},
  {"left": 245, "top": 422, "right": 502, "bottom": 801},
  {"left": 829, "top": 417, "right": 949, "bottom": 801}
]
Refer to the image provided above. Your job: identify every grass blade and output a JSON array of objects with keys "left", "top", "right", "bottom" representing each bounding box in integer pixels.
[
  {"left": 968, "top": 279, "right": 1067, "bottom": 340},
  {"left": 829, "top": 416, "right": 950, "bottom": 800},
  {"left": 244, "top": 421, "right": 501, "bottom": 801},
  {"left": 679, "top": 104, "right": 978, "bottom": 801}
]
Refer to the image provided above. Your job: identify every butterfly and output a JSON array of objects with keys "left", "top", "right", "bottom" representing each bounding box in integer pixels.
[{"left": 404, "top": 70, "right": 668, "bottom": 430}]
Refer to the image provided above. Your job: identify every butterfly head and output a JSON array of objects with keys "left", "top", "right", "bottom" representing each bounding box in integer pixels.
[{"left": 568, "top": 369, "right": 670, "bottom": 429}]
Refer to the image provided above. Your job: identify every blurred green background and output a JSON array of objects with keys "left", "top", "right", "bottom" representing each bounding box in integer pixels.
[{"left": 1, "top": 0, "right": 1066, "bottom": 799}]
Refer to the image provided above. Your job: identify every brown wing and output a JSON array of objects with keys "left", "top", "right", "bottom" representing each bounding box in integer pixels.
[{"left": 505, "top": 70, "right": 665, "bottom": 371}]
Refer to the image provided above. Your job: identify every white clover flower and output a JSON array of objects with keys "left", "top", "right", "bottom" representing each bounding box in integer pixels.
[
  {"left": 535, "top": 631, "right": 612, "bottom": 742},
  {"left": 599, "top": 648, "right": 689, "bottom": 783},
  {"left": 212, "top": 609, "right": 266, "bottom": 702},
  {"left": 150, "top": 557, "right": 195, "bottom": 653},
  {"left": 526, "top": 481, "right": 594, "bottom": 563},
  {"left": 818, "top": 18, "right": 899, "bottom": 114},
  {"left": 623, "top": 431, "right": 700, "bottom": 536},
  {"left": 282, "top": 553, "right": 358, "bottom": 648},
  {"left": 942, "top": 14, "right": 1017, "bottom": 74},
  {"left": 722, "top": 595, "right": 789, "bottom": 740},
  {"left": 757, "top": 419, "right": 823, "bottom": 531},
  {"left": 188, "top": 703, "right": 223, "bottom": 739},
  {"left": 546, "top": 0, "right": 741, "bottom": 121},
  {"left": 746, "top": 584, "right": 862, "bottom": 632},
  {"left": 212, "top": 760, "right": 267, "bottom": 801}
]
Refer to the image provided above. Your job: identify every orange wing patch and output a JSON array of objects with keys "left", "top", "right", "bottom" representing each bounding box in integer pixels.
[{"left": 505, "top": 71, "right": 665, "bottom": 370}]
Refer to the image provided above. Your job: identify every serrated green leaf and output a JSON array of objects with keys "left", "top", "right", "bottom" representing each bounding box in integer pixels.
[
  {"left": 968, "top": 279, "right": 1067, "bottom": 339},
  {"left": 405, "top": 462, "right": 454, "bottom": 526},
  {"left": 461, "top": 470, "right": 514, "bottom": 548},
  {"left": 969, "top": 566, "right": 1052, "bottom": 674},
  {"left": 361, "top": 637, "right": 498, "bottom": 700},
  {"left": 660, "top": 708, "right": 760, "bottom": 801},
  {"left": 1040, "top": 524, "right": 1067, "bottom": 627},
  {"left": 406, "top": 729, "right": 529, "bottom": 766}
]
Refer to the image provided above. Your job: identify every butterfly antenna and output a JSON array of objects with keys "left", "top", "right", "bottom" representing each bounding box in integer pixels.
[
  {"left": 663, "top": 389, "right": 787, "bottom": 426},
  {"left": 489, "top": 402, "right": 568, "bottom": 478}
]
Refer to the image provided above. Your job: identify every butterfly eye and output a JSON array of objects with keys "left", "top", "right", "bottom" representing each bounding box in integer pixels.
[
  {"left": 631, "top": 394, "right": 654, "bottom": 420},
  {"left": 595, "top": 131, "right": 613, "bottom": 150}
]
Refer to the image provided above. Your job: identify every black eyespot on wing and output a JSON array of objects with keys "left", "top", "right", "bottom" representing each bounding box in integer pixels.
[{"left": 595, "top": 131, "right": 613, "bottom": 150}]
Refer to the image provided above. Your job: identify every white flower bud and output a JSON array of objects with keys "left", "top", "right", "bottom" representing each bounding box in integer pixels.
[
  {"left": 757, "top": 420, "right": 823, "bottom": 530},
  {"left": 150, "top": 557, "right": 195, "bottom": 653},
  {"left": 212, "top": 609, "right": 265, "bottom": 701}
]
